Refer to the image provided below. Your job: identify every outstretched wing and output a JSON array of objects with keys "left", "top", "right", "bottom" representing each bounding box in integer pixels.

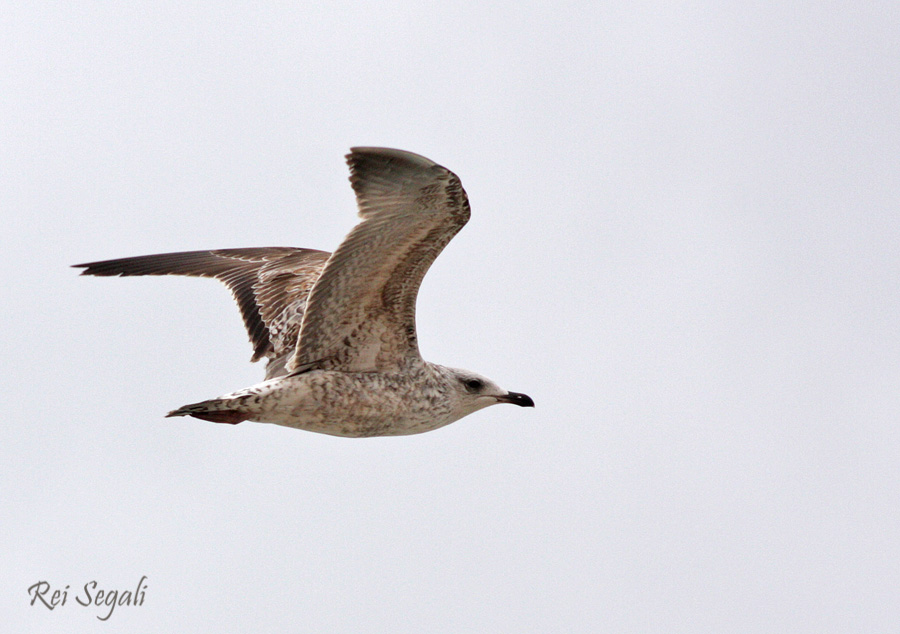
[
  {"left": 74, "top": 247, "right": 330, "bottom": 378},
  {"left": 290, "top": 147, "right": 470, "bottom": 373}
]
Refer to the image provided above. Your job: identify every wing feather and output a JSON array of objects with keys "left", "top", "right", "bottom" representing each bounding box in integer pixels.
[
  {"left": 289, "top": 148, "right": 470, "bottom": 372},
  {"left": 74, "top": 247, "right": 330, "bottom": 377}
]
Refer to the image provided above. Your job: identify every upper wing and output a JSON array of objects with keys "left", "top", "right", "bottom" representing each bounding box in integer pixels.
[
  {"left": 74, "top": 247, "right": 330, "bottom": 378},
  {"left": 289, "top": 147, "right": 471, "bottom": 373}
]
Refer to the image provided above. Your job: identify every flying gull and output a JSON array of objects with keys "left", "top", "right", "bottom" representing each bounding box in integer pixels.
[{"left": 74, "top": 147, "right": 533, "bottom": 437}]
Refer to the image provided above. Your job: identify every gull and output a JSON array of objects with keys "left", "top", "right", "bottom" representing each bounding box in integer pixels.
[{"left": 74, "top": 147, "right": 533, "bottom": 437}]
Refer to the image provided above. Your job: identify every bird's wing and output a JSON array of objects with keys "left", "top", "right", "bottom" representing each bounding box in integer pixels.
[
  {"left": 74, "top": 247, "right": 330, "bottom": 378},
  {"left": 289, "top": 147, "right": 470, "bottom": 373}
]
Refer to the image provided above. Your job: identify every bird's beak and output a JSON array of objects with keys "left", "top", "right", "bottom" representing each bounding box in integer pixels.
[{"left": 496, "top": 391, "right": 535, "bottom": 407}]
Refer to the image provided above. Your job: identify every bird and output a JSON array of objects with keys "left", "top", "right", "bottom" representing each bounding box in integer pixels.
[{"left": 74, "top": 148, "right": 533, "bottom": 437}]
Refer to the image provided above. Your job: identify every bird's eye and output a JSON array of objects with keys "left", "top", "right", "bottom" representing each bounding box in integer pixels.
[{"left": 463, "top": 378, "right": 484, "bottom": 392}]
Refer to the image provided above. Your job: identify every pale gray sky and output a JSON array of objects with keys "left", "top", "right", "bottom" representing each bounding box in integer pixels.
[{"left": 3, "top": 2, "right": 900, "bottom": 632}]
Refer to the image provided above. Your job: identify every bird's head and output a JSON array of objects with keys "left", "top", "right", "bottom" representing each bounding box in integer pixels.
[{"left": 441, "top": 367, "right": 535, "bottom": 421}]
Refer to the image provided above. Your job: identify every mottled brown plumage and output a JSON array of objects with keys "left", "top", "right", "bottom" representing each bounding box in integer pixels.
[{"left": 75, "top": 148, "right": 533, "bottom": 436}]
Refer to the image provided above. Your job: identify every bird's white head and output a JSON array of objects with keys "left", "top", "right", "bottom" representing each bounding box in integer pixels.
[{"left": 439, "top": 366, "right": 535, "bottom": 421}]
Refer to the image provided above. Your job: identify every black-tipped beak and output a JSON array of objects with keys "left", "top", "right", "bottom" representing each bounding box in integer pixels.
[{"left": 497, "top": 391, "right": 535, "bottom": 408}]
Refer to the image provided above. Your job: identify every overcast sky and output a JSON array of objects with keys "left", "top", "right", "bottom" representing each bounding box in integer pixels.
[{"left": 3, "top": 2, "right": 900, "bottom": 632}]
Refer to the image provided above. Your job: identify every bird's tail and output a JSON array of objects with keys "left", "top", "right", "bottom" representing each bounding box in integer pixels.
[{"left": 166, "top": 399, "right": 250, "bottom": 425}]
